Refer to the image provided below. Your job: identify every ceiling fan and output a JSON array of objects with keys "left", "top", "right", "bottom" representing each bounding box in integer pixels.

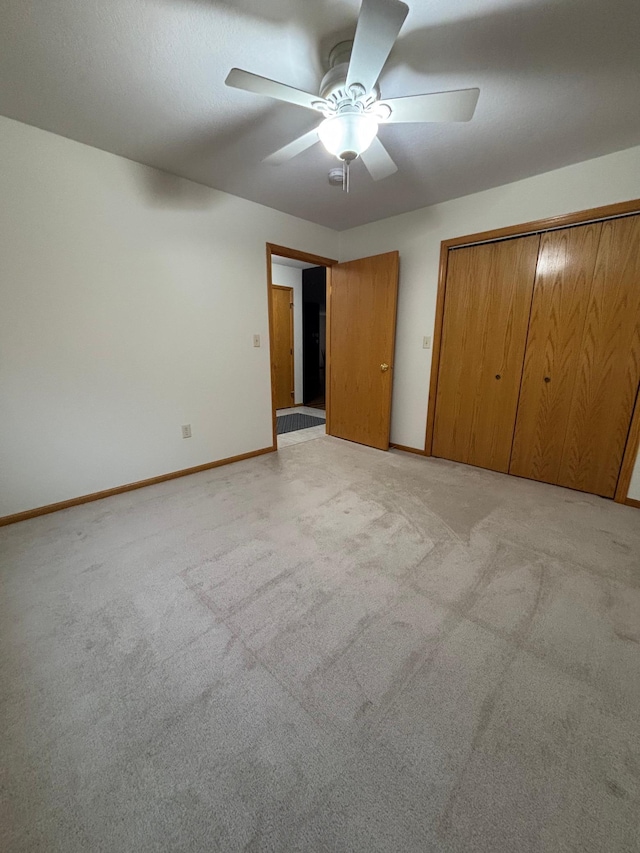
[{"left": 225, "top": 0, "right": 479, "bottom": 190}]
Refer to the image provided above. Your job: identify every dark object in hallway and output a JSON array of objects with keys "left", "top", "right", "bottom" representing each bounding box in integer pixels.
[
  {"left": 306, "top": 397, "right": 326, "bottom": 410},
  {"left": 276, "top": 413, "right": 325, "bottom": 435},
  {"left": 303, "top": 266, "right": 326, "bottom": 406}
]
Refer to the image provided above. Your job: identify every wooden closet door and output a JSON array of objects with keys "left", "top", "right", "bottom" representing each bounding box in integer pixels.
[
  {"left": 509, "top": 223, "right": 602, "bottom": 483},
  {"left": 556, "top": 215, "right": 640, "bottom": 497},
  {"left": 432, "top": 235, "right": 540, "bottom": 472}
]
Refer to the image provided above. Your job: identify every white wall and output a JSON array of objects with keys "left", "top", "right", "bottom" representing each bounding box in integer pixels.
[
  {"left": 0, "top": 116, "right": 338, "bottom": 517},
  {"left": 339, "top": 145, "right": 640, "bottom": 500},
  {"left": 3, "top": 114, "right": 639, "bottom": 516},
  {"left": 628, "top": 465, "right": 640, "bottom": 502},
  {"left": 271, "top": 263, "right": 303, "bottom": 405}
]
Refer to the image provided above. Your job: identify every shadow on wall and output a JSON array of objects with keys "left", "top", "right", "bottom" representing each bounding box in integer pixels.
[
  {"left": 135, "top": 168, "right": 219, "bottom": 209},
  {"left": 128, "top": 106, "right": 321, "bottom": 208}
]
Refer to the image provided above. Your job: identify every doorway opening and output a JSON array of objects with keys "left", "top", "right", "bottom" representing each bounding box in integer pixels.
[
  {"left": 301, "top": 265, "right": 327, "bottom": 411},
  {"left": 267, "top": 244, "right": 400, "bottom": 453},
  {"left": 267, "top": 244, "right": 337, "bottom": 450}
]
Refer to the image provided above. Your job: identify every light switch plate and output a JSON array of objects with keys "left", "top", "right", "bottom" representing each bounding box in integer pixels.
[
  {"left": 253, "top": 334, "right": 261, "bottom": 347},
  {"left": 423, "top": 336, "right": 432, "bottom": 349}
]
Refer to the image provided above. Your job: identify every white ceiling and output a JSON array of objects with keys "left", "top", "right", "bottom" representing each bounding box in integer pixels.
[{"left": 1, "top": 0, "right": 639, "bottom": 230}]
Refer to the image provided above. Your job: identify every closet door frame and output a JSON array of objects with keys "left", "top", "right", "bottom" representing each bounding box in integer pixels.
[{"left": 424, "top": 197, "right": 640, "bottom": 507}]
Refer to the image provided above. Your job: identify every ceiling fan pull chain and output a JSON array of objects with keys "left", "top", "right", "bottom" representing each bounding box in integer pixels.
[{"left": 342, "top": 158, "right": 351, "bottom": 193}]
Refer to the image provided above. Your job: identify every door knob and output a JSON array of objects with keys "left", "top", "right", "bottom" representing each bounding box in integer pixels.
[{"left": 381, "top": 363, "right": 390, "bottom": 372}]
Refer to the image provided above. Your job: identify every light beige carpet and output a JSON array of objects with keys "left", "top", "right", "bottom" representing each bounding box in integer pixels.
[{"left": 1, "top": 436, "right": 639, "bottom": 852}]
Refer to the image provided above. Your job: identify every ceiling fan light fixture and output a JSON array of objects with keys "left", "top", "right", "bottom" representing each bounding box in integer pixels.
[
  {"left": 318, "top": 113, "right": 379, "bottom": 161},
  {"left": 226, "top": 0, "right": 480, "bottom": 184}
]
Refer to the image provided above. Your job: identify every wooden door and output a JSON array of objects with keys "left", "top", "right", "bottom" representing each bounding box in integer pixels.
[
  {"left": 327, "top": 251, "right": 399, "bottom": 450},
  {"left": 555, "top": 215, "right": 640, "bottom": 497},
  {"left": 432, "top": 235, "right": 540, "bottom": 472},
  {"left": 510, "top": 223, "right": 602, "bottom": 484},
  {"left": 271, "top": 285, "right": 294, "bottom": 410}
]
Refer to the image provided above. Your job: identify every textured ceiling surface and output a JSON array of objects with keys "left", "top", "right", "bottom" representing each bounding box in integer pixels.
[{"left": 1, "top": 0, "right": 639, "bottom": 229}]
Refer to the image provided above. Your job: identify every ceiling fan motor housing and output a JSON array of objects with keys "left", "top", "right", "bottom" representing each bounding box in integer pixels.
[{"left": 320, "top": 40, "right": 379, "bottom": 104}]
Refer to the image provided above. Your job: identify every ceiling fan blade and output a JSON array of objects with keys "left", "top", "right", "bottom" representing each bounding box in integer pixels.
[
  {"left": 380, "top": 88, "right": 480, "bottom": 123},
  {"left": 360, "top": 136, "right": 398, "bottom": 181},
  {"left": 346, "top": 0, "right": 409, "bottom": 95},
  {"left": 225, "top": 68, "right": 325, "bottom": 112},
  {"left": 263, "top": 129, "right": 320, "bottom": 165}
]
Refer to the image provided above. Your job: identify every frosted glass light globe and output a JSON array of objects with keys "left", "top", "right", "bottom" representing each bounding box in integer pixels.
[{"left": 318, "top": 113, "right": 379, "bottom": 161}]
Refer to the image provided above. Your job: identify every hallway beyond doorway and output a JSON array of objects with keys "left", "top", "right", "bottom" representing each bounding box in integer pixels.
[{"left": 276, "top": 406, "right": 326, "bottom": 449}]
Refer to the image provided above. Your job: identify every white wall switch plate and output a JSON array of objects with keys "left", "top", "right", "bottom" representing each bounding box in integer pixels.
[
  {"left": 423, "top": 336, "right": 432, "bottom": 349},
  {"left": 253, "top": 334, "right": 261, "bottom": 347},
  {"left": 181, "top": 424, "right": 192, "bottom": 439}
]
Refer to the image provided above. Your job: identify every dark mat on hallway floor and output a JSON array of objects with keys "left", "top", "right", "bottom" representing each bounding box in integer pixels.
[{"left": 276, "top": 414, "right": 325, "bottom": 435}]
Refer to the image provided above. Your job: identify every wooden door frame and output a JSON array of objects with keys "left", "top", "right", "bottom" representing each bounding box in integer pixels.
[
  {"left": 270, "top": 284, "right": 295, "bottom": 410},
  {"left": 424, "top": 197, "right": 640, "bottom": 507},
  {"left": 266, "top": 244, "right": 338, "bottom": 449}
]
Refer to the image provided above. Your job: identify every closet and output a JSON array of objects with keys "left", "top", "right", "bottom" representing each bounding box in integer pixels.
[{"left": 431, "top": 213, "right": 640, "bottom": 499}]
